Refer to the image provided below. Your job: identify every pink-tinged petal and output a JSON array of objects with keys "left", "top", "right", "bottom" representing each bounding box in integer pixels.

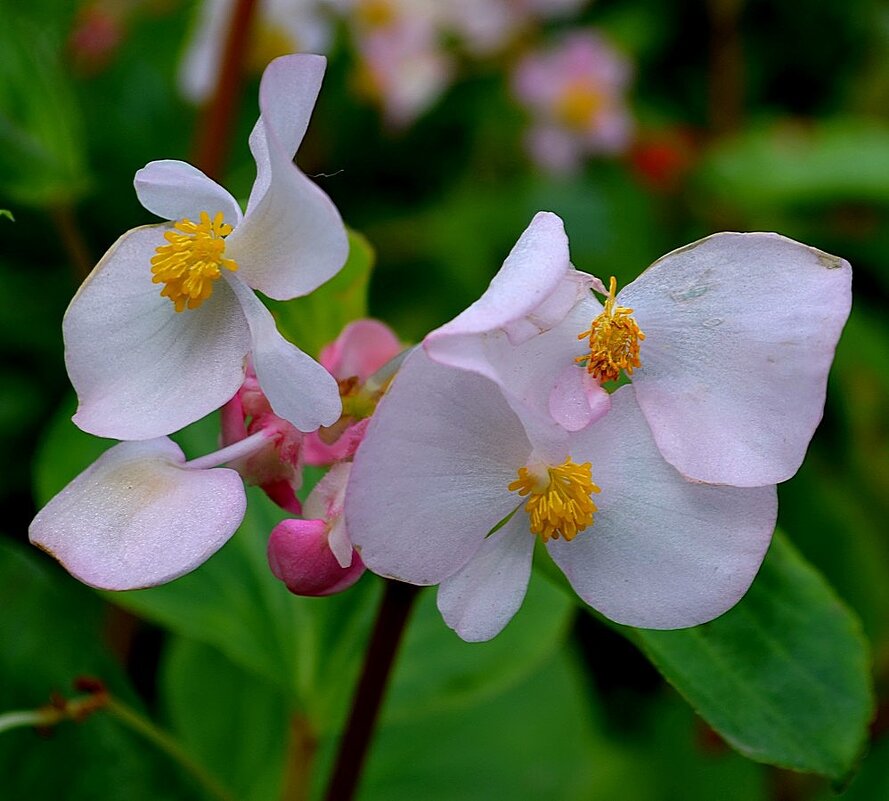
[
  {"left": 346, "top": 349, "right": 531, "bottom": 585},
  {"left": 436, "top": 513, "right": 535, "bottom": 642},
  {"left": 427, "top": 293, "right": 603, "bottom": 434},
  {"left": 134, "top": 160, "right": 242, "bottom": 225},
  {"left": 319, "top": 319, "right": 403, "bottom": 380},
  {"left": 29, "top": 438, "right": 246, "bottom": 590},
  {"left": 227, "top": 275, "right": 341, "bottom": 432},
  {"left": 427, "top": 212, "right": 573, "bottom": 347},
  {"left": 303, "top": 461, "right": 351, "bottom": 520},
  {"left": 327, "top": 517, "right": 354, "bottom": 570},
  {"left": 65, "top": 226, "right": 251, "bottom": 440},
  {"left": 548, "top": 386, "right": 777, "bottom": 629},
  {"left": 260, "top": 478, "right": 302, "bottom": 516},
  {"left": 228, "top": 57, "right": 348, "bottom": 300},
  {"left": 268, "top": 519, "right": 365, "bottom": 596},
  {"left": 621, "top": 232, "right": 853, "bottom": 486},
  {"left": 549, "top": 363, "right": 611, "bottom": 431},
  {"left": 302, "top": 418, "right": 370, "bottom": 466}
]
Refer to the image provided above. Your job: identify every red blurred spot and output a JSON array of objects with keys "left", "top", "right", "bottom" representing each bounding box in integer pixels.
[
  {"left": 630, "top": 128, "right": 697, "bottom": 192},
  {"left": 69, "top": 5, "right": 124, "bottom": 74}
]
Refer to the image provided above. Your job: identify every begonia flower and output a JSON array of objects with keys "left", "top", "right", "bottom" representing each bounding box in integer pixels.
[
  {"left": 268, "top": 462, "right": 365, "bottom": 595},
  {"left": 426, "top": 212, "right": 853, "bottom": 487},
  {"left": 346, "top": 349, "right": 777, "bottom": 641},
  {"left": 64, "top": 54, "right": 348, "bottom": 441},
  {"left": 29, "top": 430, "right": 278, "bottom": 590},
  {"left": 512, "top": 31, "right": 633, "bottom": 173},
  {"left": 179, "top": 0, "right": 333, "bottom": 103},
  {"left": 303, "top": 318, "right": 403, "bottom": 465}
]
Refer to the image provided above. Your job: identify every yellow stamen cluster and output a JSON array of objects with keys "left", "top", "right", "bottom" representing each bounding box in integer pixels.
[
  {"left": 555, "top": 81, "right": 605, "bottom": 131},
  {"left": 508, "top": 458, "right": 601, "bottom": 543},
  {"left": 576, "top": 276, "right": 645, "bottom": 383},
  {"left": 151, "top": 211, "right": 238, "bottom": 313}
]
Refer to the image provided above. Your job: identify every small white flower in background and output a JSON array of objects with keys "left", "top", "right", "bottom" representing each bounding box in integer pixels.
[
  {"left": 512, "top": 31, "right": 633, "bottom": 173},
  {"left": 64, "top": 54, "right": 348, "bottom": 441},
  {"left": 179, "top": 0, "right": 334, "bottom": 103}
]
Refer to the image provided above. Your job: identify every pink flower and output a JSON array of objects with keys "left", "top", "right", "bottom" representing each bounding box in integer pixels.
[
  {"left": 346, "top": 348, "right": 777, "bottom": 640},
  {"left": 426, "top": 212, "right": 853, "bottom": 487},
  {"left": 512, "top": 31, "right": 633, "bottom": 172},
  {"left": 268, "top": 463, "right": 365, "bottom": 595},
  {"left": 303, "top": 319, "right": 403, "bottom": 465}
]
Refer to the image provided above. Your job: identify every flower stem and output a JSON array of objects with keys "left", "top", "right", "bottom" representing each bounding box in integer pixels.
[
  {"left": 104, "top": 696, "right": 238, "bottom": 801},
  {"left": 322, "top": 580, "right": 421, "bottom": 801},
  {"left": 0, "top": 709, "right": 48, "bottom": 734},
  {"left": 185, "top": 429, "right": 271, "bottom": 470},
  {"left": 192, "top": 0, "right": 259, "bottom": 180}
]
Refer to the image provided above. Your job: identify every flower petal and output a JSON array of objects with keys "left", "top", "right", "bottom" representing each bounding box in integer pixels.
[
  {"left": 437, "top": 513, "right": 535, "bottom": 642},
  {"left": 228, "top": 56, "right": 348, "bottom": 300},
  {"left": 65, "top": 226, "right": 251, "bottom": 440},
  {"left": 621, "top": 232, "right": 852, "bottom": 486},
  {"left": 318, "top": 319, "right": 403, "bottom": 380},
  {"left": 548, "top": 386, "right": 777, "bottom": 629},
  {"left": 29, "top": 438, "right": 246, "bottom": 590},
  {"left": 548, "top": 363, "right": 611, "bottom": 431},
  {"left": 227, "top": 275, "right": 341, "bottom": 432},
  {"left": 134, "top": 160, "right": 242, "bottom": 226},
  {"left": 346, "top": 349, "right": 531, "bottom": 585}
]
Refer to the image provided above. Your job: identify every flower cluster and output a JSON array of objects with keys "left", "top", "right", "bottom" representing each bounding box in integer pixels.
[{"left": 31, "top": 54, "right": 852, "bottom": 646}]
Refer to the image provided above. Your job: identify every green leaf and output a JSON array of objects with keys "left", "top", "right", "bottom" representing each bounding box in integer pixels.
[
  {"left": 269, "top": 228, "right": 375, "bottom": 357},
  {"left": 161, "top": 637, "right": 292, "bottom": 801},
  {"left": 0, "top": 539, "right": 195, "bottom": 800},
  {"left": 0, "top": 209, "right": 13, "bottom": 221},
  {"left": 625, "top": 533, "right": 873, "bottom": 780}
]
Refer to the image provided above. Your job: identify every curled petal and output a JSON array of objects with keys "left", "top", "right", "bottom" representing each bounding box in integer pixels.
[
  {"left": 549, "top": 363, "right": 611, "bottom": 432},
  {"left": 29, "top": 438, "right": 246, "bottom": 590},
  {"left": 65, "top": 226, "right": 251, "bottom": 440},
  {"left": 346, "top": 349, "right": 531, "bottom": 585},
  {"left": 621, "top": 232, "right": 853, "bottom": 486},
  {"left": 229, "top": 56, "right": 348, "bottom": 300},
  {"left": 437, "top": 514, "right": 535, "bottom": 642},
  {"left": 134, "top": 160, "right": 242, "bottom": 226},
  {"left": 227, "top": 275, "right": 341, "bottom": 432},
  {"left": 548, "top": 386, "right": 777, "bottom": 629}
]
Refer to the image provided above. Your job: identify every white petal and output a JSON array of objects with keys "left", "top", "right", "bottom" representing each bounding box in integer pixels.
[
  {"left": 346, "top": 349, "right": 531, "bottom": 585},
  {"left": 134, "top": 160, "right": 242, "bottom": 225},
  {"left": 425, "top": 294, "right": 604, "bottom": 433},
  {"left": 621, "top": 232, "right": 852, "bottom": 486},
  {"left": 227, "top": 275, "right": 341, "bottom": 432},
  {"left": 29, "top": 438, "right": 246, "bottom": 590},
  {"left": 228, "top": 56, "right": 348, "bottom": 300},
  {"left": 65, "top": 226, "right": 251, "bottom": 440},
  {"left": 548, "top": 386, "right": 777, "bottom": 629},
  {"left": 548, "top": 363, "right": 611, "bottom": 431},
  {"left": 437, "top": 514, "right": 535, "bottom": 642}
]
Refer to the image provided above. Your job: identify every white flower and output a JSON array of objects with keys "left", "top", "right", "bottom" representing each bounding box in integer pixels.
[{"left": 64, "top": 55, "right": 348, "bottom": 440}]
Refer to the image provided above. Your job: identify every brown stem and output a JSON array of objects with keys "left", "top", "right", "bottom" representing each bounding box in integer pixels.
[
  {"left": 323, "top": 580, "right": 420, "bottom": 801},
  {"left": 279, "top": 713, "right": 317, "bottom": 801},
  {"left": 192, "top": 0, "right": 259, "bottom": 180},
  {"left": 707, "top": 0, "right": 745, "bottom": 137},
  {"left": 51, "top": 203, "right": 93, "bottom": 279}
]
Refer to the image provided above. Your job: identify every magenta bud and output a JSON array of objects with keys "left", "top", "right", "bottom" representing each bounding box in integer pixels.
[{"left": 268, "top": 519, "right": 365, "bottom": 597}]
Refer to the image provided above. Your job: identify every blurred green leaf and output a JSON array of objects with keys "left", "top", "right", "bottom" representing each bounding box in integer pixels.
[
  {"left": 0, "top": 209, "right": 13, "bottom": 220},
  {"left": 162, "top": 637, "right": 292, "bottom": 801},
  {"left": 385, "top": 574, "right": 574, "bottom": 724},
  {"left": 0, "top": 539, "right": 194, "bottom": 800},
  {"left": 270, "top": 228, "right": 375, "bottom": 357},
  {"left": 0, "top": 13, "right": 91, "bottom": 206},
  {"left": 696, "top": 119, "right": 889, "bottom": 212},
  {"left": 626, "top": 534, "right": 873, "bottom": 780}
]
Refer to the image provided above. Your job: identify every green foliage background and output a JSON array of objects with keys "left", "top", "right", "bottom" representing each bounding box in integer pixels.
[{"left": 1, "top": 0, "right": 887, "bottom": 798}]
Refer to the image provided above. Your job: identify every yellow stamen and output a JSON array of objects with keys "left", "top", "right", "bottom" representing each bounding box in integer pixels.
[
  {"left": 508, "top": 458, "right": 601, "bottom": 543},
  {"left": 555, "top": 81, "right": 605, "bottom": 130},
  {"left": 576, "top": 276, "right": 645, "bottom": 383},
  {"left": 151, "top": 211, "right": 238, "bottom": 313}
]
